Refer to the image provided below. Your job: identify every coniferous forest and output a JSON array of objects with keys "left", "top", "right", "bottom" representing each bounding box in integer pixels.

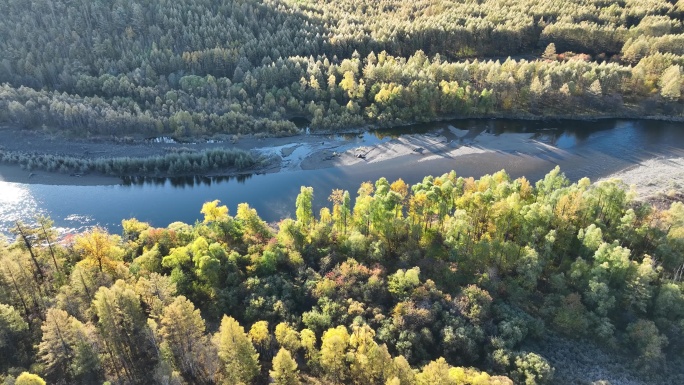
[
  {"left": 0, "top": 0, "right": 683, "bottom": 138},
  {"left": 3, "top": 0, "right": 684, "bottom": 384},
  {"left": 2, "top": 168, "right": 684, "bottom": 384}
]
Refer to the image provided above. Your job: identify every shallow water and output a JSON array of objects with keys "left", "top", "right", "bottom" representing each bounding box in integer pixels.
[{"left": 2, "top": 119, "right": 684, "bottom": 236}]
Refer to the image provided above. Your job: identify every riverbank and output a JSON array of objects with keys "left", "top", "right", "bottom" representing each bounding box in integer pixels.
[
  {"left": 0, "top": 122, "right": 562, "bottom": 185},
  {"left": 2, "top": 119, "right": 684, "bottom": 190},
  {"left": 599, "top": 157, "right": 684, "bottom": 208},
  {"left": 0, "top": 163, "right": 120, "bottom": 185},
  {"left": 0, "top": 125, "right": 290, "bottom": 184},
  {"left": 298, "top": 126, "right": 557, "bottom": 170}
]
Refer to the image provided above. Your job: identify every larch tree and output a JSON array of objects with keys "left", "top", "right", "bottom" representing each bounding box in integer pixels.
[
  {"left": 201, "top": 200, "right": 230, "bottom": 223},
  {"left": 416, "top": 358, "right": 453, "bottom": 385},
  {"left": 392, "top": 355, "right": 417, "bottom": 385},
  {"left": 296, "top": 186, "right": 315, "bottom": 230},
  {"left": 329, "top": 189, "right": 351, "bottom": 235},
  {"left": 660, "top": 65, "right": 682, "bottom": 100},
  {"left": 160, "top": 296, "right": 213, "bottom": 383},
  {"left": 214, "top": 315, "right": 260, "bottom": 384},
  {"left": 270, "top": 347, "right": 301, "bottom": 385},
  {"left": 275, "top": 322, "right": 301, "bottom": 353},
  {"left": 248, "top": 320, "right": 272, "bottom": 358},
  {"left": 348, "top": 324, "right": 394, "bottom": 384},
  {"left": 300, "top": 328, "right": 319, "bottom": 367},
  {"left": 38, "top": 308, "right": 101, "bottom": 383},
  {"left": 92, "top": 280, "right": 158, "bottom": 383}
]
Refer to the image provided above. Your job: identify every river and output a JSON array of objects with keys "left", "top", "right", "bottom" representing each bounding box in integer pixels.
[{"left": 1, "top": 119, "right": 684, "bottom": 237}]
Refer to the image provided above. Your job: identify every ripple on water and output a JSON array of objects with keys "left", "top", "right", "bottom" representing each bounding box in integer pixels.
[
  {"left": 61, "top": 214, "right": 96, "bottom": 234},
  {"left": 0, "top": 182, "right": 45, "bottom": 234},
  {"left": 0, "top": 182, "right": 97, "bottom": 238}
]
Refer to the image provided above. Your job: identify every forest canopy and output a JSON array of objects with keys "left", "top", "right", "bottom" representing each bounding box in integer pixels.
[
  {"left": 0, "top": 0, "right": 683, "bottom": 137},
  {"left": 2, "top": 167, "right": 684, "bottom": 384}
]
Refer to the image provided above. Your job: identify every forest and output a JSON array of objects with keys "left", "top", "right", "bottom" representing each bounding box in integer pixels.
[
  {"left": 1, "top": 167, "right": 684, "bottom": 384},
  {"left": 0, "top": 0, "right": 684, "bottom": 138}
]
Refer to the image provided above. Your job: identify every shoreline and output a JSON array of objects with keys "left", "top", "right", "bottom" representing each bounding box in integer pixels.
[
  {"left": 0, "top": 124, "right": 554, "bottom": 186},
  {"left": 1, "top": 116, "right": 683, "bottom": 190},
  {"left": 598, "top": 157, "right": 684, "bottom": 206},
  {"left": 0, "top": 163, "right": 121, "bottom": 186}
]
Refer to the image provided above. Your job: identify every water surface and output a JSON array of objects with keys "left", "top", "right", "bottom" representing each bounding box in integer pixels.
[{"left": 2, "top": 119, "right": 684, "bottom": 236}]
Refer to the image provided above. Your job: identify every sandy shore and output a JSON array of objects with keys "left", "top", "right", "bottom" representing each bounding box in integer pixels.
[
  {"left": 298, "top": 126, "right": 559, "bottom": 171},
  {"left": 1, "top": 124, "right": 563, "bottom": 185},
  {"left": 599, "top": 157, "right": 684, "bottom": 203},
  {"left": 2, "top": 123, "right": 683, "bottom": 199},
  {"left": 0, "top": 126, "right": 330, "bottom": 185}
]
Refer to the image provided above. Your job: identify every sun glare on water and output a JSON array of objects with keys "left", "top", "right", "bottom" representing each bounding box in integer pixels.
[{"left": 0, "top": 182, "right": 43, "bottom": 234}]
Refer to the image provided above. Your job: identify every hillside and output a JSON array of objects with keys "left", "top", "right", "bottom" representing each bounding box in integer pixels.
[{"left": 0, "top": 0, "right": 683, "bottom": 138}]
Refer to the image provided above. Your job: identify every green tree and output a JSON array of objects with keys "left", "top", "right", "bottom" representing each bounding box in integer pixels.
[
  {"left": 626, "top": 319, "right": 668, "bottom": 371},
  {"left": 0, "top": 304, "right": 27, "bottom": 349},
  {"left": 270, "top": 347, "right": 301, "bottom": 385},
  {"left": 660, "top": 65, "right": 682, "bottom": 100},
  {"left": 456, "top": 285, "right": 493, "bottom": 324},
  {"left": 296, "top": 186, "right": 315, "bottom": 229},
  {"left": 160, "top": 296, "right": 213, "bottom": 383},
  {"left": 0, "top": 304, "right": 28, "bottom": 371},
  {"left": 513, "top": 352, "right": 554, "bottom": 385},
  {"left": 388, "top": 268, "right": 421, "bottom": 299},
  {"left": 92, "top": 280, "right": 157, "bottom": 383},
  {"left": 38, "top": 308, "right": 101, "bottom": 383},
  {"left": 201, "top": 200, "right": 230, "bottom": 223},
  {"left": 320, "top": 325, "right": 350, "bottom": 383},
  {"left": 214, "top": 315, "right": 260, "bottom": 384},
  {"left": 275, "top": 322, "right": 301, "bottom": 353}
]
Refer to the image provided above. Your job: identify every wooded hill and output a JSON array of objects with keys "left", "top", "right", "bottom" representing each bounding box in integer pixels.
[
  {"left": 0, "top": 0, "right": 683, "bottom": 137},
  {"left": 2, "top": 167, "right": 684, "bottom": 384}
]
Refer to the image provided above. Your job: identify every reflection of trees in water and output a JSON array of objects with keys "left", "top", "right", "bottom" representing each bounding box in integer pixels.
[
  {"left": 288, "top": 117, "right": 311, "bottom": 129},
  {"left": 341, "top": 118, "right": 634, "bottom": 146},
  {"left": 121, "top": 174, "right": 253, "bottom": 188}
]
